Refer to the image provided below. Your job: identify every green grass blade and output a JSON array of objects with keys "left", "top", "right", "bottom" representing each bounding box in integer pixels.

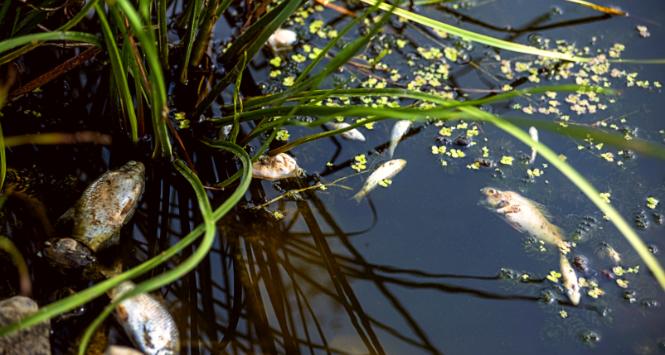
[
  {"left": 0, "top": 121, "right": 5, "bottom": 191},
  {"left": 179, "top": 0, "right": 203, "bottom": 83},
  {"left": 0, "top": 32, "right": 100, "bottom": 55},
  {"left": 95, "top": 4, "right": 138, "bottom": 143},
  {"left": 0, "top": 0, "right": 101, "bottom": 64},
  {"left": 193, "top": 0, "right": 305, "bottom": 117},
  {"left": 112, "top": 0, "right": 172, "bottom": 158},
  {"left": 157, "top": 0, "right": 169, "bottom": 67},
  {"left": 360, "top": 0, "right": 590, "bottom": 62}
]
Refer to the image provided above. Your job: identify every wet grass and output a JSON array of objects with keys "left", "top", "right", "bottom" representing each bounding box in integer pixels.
[{"left": 0, "top": 0, "right": 663, "bottom": 353}]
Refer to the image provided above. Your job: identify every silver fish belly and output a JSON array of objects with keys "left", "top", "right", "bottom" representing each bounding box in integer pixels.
[
  {"left": 388, "top": 120, "right": 412, "bottom": 158},
  {"left": 353, "top": 159, "right": 406, "bottom": 202},
  {"left": 252, "top": 153, "right": 302, "bottom": 181},
  {"left": 324, "top": 122, "right": 366, "bottom": 141},
  {"left": 110, "top": 282, "right": 180, "bottom": 355},
  {"left": 560, "top": 253, "right": 581, "bottom": 305}
]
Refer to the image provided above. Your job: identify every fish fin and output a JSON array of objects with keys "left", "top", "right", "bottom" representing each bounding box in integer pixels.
[
  {"left": 387, "top": 144, "right": 396, "bottom": 158},
  {"left": 352, "top": 190, "right": 366, "bottom": 203},
  {"left": 523, "top": 197, "right": 553, "bottom": 219}
]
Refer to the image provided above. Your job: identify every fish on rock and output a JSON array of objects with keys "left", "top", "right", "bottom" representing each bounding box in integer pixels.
[
  {"left": 324, "top": 122, "right": 366, "bottom": 142},
  {"left": 109, "top": 282, "right": 180, "bottom": 355},
  {"left": 353, "top": 159, "right": 406, "bottom": 202},
  {"left": 252, "top": 153, "right": 302, "bottom": 181},
  {"left": 388, "top": 120, "right": 412, "bottom": 158},
  {"left": 528, "top": 126, "right": 538, "bottom": 164},
  {"left": 560, "top": 253, "right": 582, "bottom": 305},
  {"left": 480, "top": 187, "right": 571, "bottom": 253}
]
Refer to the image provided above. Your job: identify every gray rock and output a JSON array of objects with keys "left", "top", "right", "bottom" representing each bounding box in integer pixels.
[{"left": 0, "top": 296, "right": 51, "bottom": 355}]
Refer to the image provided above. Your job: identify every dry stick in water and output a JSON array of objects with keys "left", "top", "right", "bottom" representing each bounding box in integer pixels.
[
  {"left": 9, "top": 47, "right": 101, "bottom": 99},
  {"left": 3, "top": 131, "right": 112, "bottom": 147}
]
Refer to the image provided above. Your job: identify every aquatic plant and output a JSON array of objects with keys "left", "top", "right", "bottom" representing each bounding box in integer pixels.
[{"left": 0, "top": 0, "right": 663, "bottom": 353}]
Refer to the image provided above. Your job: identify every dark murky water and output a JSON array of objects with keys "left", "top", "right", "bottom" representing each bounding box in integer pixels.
[{"left": 2, "top": 0, "right": 665, "bottom": 354}]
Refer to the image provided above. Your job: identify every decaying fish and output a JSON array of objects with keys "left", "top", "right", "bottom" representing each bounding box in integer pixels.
[
  {"left": 267, "top": 28, "right": 297, "bottom": 52},
  {"left": 480, "top": 187, "right": 571, "bottom": 253},
  {"left": 388, "top": 120, "right": 412, "bottom": 158},
  {"left": 560, "top": 253, "right": 582, "bottom": 305},
  {"left": 528, "top": 126, "right": 538, "bottom": 165},
  {"left": 109, "top": 282, "right": 180, "bottom": 355},
  {"left": 252, "top": 153, "right": 302, "bottom": 181},
  {"left": 353, "top": 159, "right": 406, "bottom": 202},
  {"left": 324, "top": 122, "right": 366, "bottom": 142},
  {"left": 59, "top": 161, "right": 145, "bottom": 252},
  {"left": 46, "top": 161, "right": 145, "bottom": 270},
  {"left": 597, "top": 242, "right": 622, "bottom": 265}
]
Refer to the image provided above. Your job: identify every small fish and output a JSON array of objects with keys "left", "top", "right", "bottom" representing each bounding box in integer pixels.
[
  {"left": 597, "top": 242, "right": 622, "bottom": 265},
  {"left": 109, "top": 282, "right": 180, "bottom": 355},
  {"left": 324, "top": 122, "right": 366, "bottom": 142},
  {"left": 528, "top": 126, "right": 538, "bottom": 165},
  {"left": 267, "top": 28, "right": 297, "bottom": 52},
  {"left": 560, "top": 253, "right": 582, "bottom": 305},
  {"left": 480, "top": 187, "right": 571, "bottom": 253},
  {"left": 252, "top": 153, "right": 302, "bottom": 181},
  {"left": 388, "top": 120, "right": 412, "bottom": 158},
  {"left": 353, "top": 159, "right": 406, "bottom": 202}
]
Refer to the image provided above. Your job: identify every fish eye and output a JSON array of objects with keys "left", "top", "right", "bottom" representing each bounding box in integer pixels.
[{"left": 486, "top": 188, "right": 495, "bottom": 195}]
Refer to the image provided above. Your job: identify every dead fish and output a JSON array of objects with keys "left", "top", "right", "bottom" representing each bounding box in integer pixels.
[
  {"left": 252, "top": 153, "right": 302, "bottom": 181},
  {"left": 480, "top": 187, "right": 571, "bottom": 253},
  {"left": 324, "top": 122, "right": 366, "bottom": 142},
  {"left": 597, "top": 242, "right": 622, "bottom": 265},
  {"left": 560, "top": 253, "right": 582, "bottom": 305},
  {"left": 58, "top": 161, "right": 145, "bottom": 253},
  {"left": 353, "top": 159, "right": 406, "bottom": 202},
  {"left": 109, "top": 282, "right": 180, "bottom": 355},
  {"left": 528, "top": 126, "right": 538, "bottom": 164},
  {"left": 267, "top": 28, "right": 297, "bottom": 52},
  {"left": 388, "top": 120, "right": 412, "bottom": 158}
]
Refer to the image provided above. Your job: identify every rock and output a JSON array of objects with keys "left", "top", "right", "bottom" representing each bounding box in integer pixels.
[{"left": 0, "top": 296, "right": 51, "bottom": 355}]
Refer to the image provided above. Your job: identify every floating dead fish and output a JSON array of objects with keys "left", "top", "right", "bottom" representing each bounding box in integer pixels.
[
  {"left": 560, "top": 253, "right": 582, "bottom": 305},
  {"left": 480, "top": 188, "right": 571, "bottom": 253},
  {"left": 324, "top": 122, "right": 366, "bottom": 142},
  {"left": 353, "top": 159, "right": 406, "bottom": 202},
  {"left": 109, "top": 282, "right": 180, "bottom": 355},
  {"left": 388, "top": 120, "right": 412, "bottom": 158},
  {"left": 267, "top": 28, "right": 297, "bottom": 52},
  {"left": 597, "top": 242, "right": 622, "bottom": 265},
  {"left": 528, "top": 126, "right": 538, "bottom": 165},
  {"left": 252, "top": 153, "right": 302, "bottom": 181}
]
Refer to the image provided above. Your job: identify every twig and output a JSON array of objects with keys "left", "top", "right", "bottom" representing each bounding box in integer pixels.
[{"left": 9, "top": 47, "right": 101, "bottom": 99}]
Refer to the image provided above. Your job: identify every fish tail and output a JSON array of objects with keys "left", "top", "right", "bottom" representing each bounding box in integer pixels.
[
  {"left": 352, "top": 190, "right": 366, "bottom": 202},
  {"left": 387, "top": 144, "right": 396, "bottom": 158},
  {"left": 558, "top": 240, "right": 572, "bottom": 254}
]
